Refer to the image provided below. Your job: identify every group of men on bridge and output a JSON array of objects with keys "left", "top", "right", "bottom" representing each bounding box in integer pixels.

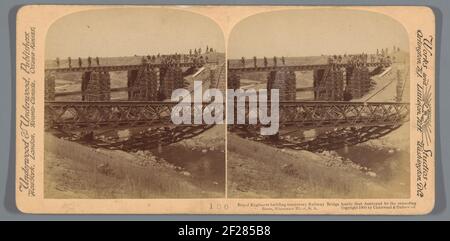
[
  {"left": 54, "top": 50, "right": 210, "bottom": 69},
  {"left": 232, "top": 53, "right": 392, "bottom": 69},
  {"left": 144, "top": 53, "right": 207, "bottom": 66},
  {"left": 327, "top": 53, "right": 392, "bottom": 66},
  {"left": 235, "top": 56, "right": 287, "bottom": 68},
  {"left": 56, "top": 56, "right": 101, "bottom": 68}
]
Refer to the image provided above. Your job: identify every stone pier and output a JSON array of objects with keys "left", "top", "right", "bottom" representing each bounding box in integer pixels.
[
  {"left": 82, "top": 71, "right": 111, "bottom": 101},
  {"left": 127, "top": 68, "right": 158, "bottom": 101},
  {"left": 159, "top": 66, "right": 183, "bottom": 100},
  {"left": 45, "top": 71, "right": 56, "bottom": 101},
  {"left": 267, "top": 70, "right": 296, "bottom": 101},
  {"left": 345, "top": 65, "right": 370, "bottom": 99},
  {"left": 396, "top": 69, "right": 403, "bottom": 102},
  {"left": 227, "top": 71, "right": 241, "bottom": 90},
  {"left": 313, "top": 66, "right": 344, "bottom": 101}
]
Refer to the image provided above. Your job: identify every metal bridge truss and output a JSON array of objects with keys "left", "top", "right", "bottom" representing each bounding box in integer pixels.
[
  {"left": 230, "top": 101, "right": 409, "bottom": 129},
  {"left": 87, "top": 125, "right": 216, "bottom": 151},
  {"left": 232, "top": 124, "right": 403, "bottom": 152},
  {"left": 45, "top": 101, "right": 222, "bottom": 132},
  {"left": 230, "top": 101, "right": 410, "bottom": 151},
  {"left": 45, "top": 100, "right": 409, "bottom": 151}
]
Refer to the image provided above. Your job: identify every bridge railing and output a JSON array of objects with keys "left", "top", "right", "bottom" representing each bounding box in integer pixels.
[
  {"left": 45, "top": 100, "right": 409, "bottom": 132},
  {"left": 45, "top": 101, "right": 224, "bottom": 131},
  {"left": 45, "top": 61, "right": 218, "bottom": 73},
  {"left": 227, "top": 62, "right": 391, "bottom": 73},
  {"left": 231, "top": 101, "right": 410, "bottom": 129}
]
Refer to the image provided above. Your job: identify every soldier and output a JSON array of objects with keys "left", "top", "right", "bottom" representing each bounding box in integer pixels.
[
  {"left": 68, "top": 57, "right": 72, "bottom": 68},
  {"left": 281, "top": 56, "right": 285, "bottom": 65},
  {"left": 142, "top": 56, "right": 147, "bottom": 65},
  {"left": 78, "top": 57, "right": 82, "bottom": 67},
  {"left": 189, "top": 49, "right": 192, "bottom": 56},
  {"left": 241, "top": 57, "right": 245, "bottom": 67},
  {"left": 56, "top": 57, "right": 60, "bottom": 68},
  {"left": 273, "top": 56, "right": 277, "bottom": 67},
  {"left": 88, "top": 56, "right": 92, "bottom": 67},
  {"left": 96, "top": 56, "right": 100, "bottom": 66},
  {"left": 263, "top": 57, "right": 268, "bottom": 67},
  {"left": 253, "top": 56, "right": 257, "bottom": 67}
]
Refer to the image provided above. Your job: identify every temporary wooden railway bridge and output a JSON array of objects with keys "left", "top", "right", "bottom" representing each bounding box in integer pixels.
[{"left": 44, "top": 57, "right": 409, "bottom": 152}]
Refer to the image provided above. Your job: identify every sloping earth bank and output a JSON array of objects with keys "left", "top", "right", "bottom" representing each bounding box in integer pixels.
[
  {"left": 227, "top": 124, "right": 410, "bottom": 199},
  {"left": 45, "top": 126, "right": 225, "bottom": 198}
]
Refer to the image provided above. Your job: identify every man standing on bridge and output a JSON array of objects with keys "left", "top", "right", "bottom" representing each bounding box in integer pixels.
[
  {"left": 241, "top": 57, "right": 245, "bottom": 67},
  {"left": 273, "top": 56, "right": 277, "bottom": 67},
  {"left": 68, "top": 57, "right": 72, "bottom": 68},
  {"left": 264, "top": 57, "right": 268, "bottom": 67},
  {"left": 253, "top": 56, "right": 257, "bottom": 67},
  {"left": 78, "top": 57, "right": 82, "bottom": 67},
  {"left": 282, "top": 56, "right": 285, "bottom": 65},
  {"left": 56, "top": 57, "right": 60, "bottom": 68},
  {"left": 141, "top": 56, "right": 148, "bottom": 65},
  {"left": 88, "top": 56, "right": 92, "bottom": 67},
  {"left": 96, "top": 56, "right": 100, "bottom": 66}
]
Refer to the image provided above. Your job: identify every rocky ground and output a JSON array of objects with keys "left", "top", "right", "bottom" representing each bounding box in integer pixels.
[
  {"left": 227, "top": 123, "right": 410, "bottom": 198},
  {"left": 44, "top": 125, "right": 225, "bottom": 198}
]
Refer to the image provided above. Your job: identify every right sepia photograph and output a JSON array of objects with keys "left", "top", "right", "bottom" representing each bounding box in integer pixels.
[{"left": 227, "top": 9, "right": 410, "bottom": 199}]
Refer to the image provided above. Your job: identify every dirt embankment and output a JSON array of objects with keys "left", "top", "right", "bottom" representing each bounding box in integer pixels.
[
  {"left": 227, "top": 133, "right": 408, "bottom": 199},
  {"left": 44, "top": 132, "right": 224, "bottom": 199}
]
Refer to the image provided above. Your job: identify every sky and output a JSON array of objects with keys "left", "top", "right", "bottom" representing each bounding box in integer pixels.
[
  {"left": 45, "top": 8, "right": 225, "bottom": 59},
  {"left": 228, "top": 9, "right": 409, "bottom": 59}
]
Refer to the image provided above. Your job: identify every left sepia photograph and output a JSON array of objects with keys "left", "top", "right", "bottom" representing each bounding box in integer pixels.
[{"left": 43, "top": 8, "right": 226, "bottom": 198}]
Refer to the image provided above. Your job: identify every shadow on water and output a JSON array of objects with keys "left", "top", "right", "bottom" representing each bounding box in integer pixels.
[
  {"left": 151, "top": 145, "right": 225, "bottom": 193},
  {"left": 336, "top": 144, "right": 410, "bottom": 196}
]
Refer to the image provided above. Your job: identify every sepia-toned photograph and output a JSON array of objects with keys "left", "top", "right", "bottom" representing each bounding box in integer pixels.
[
  {"left": 15, "top": 5, "right": 435, "bottom": 214},
  {"left": 227, "top": 9, "right": 411, "bottom": 198},
  {"left": 43, "top": 8, "right": 226, "bottom": 198}
]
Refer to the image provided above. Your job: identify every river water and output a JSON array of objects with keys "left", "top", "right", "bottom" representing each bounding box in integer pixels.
[
  {"left": 336, "top": 143, "right": 410, "bottom": 197},
  {"left": 151, "top": 145, "right": 225, "bottom": 194}
]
